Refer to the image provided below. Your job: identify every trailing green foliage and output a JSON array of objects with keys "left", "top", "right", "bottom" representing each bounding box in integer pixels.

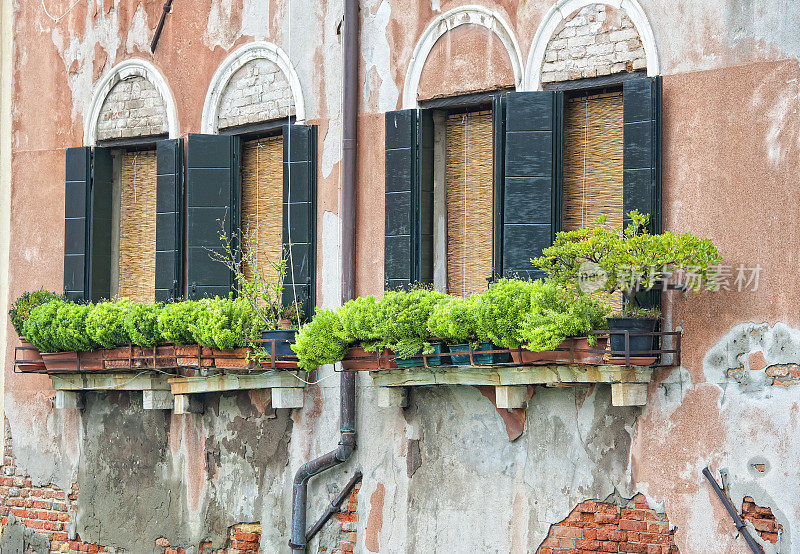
[
  {"left": 520, "top": 282, "right": 609, "bottom": 351},
  {"left": 532, "top": 211, "right": 721, "bottom": 314},
  {"left": 85, "top": 300, "right": 132, "bottom": 348},
  {"left": 338, "top": 296, "right": 381, "bottom": 348},
  {"left": 427, "top": 295, "right": 479, "bottom": 344},
  {"left": 22, "top": 300, "right": 65, "bottom": 353},
  {"left": 9, "top": 289, "right": 62, "bottom": 338},
  {"left": 291, "top": 309, "right": 347, "bottom": 371},
  {"left": 376, "top": 288, "right": 446, "bottom": 358},
  {"left": 157, "top": 301, "right": 199, "bottom": 344},
  {"left": 124, "top": 303, "right": 163, "bottom": 348},
  {"left": 189, "top": 296, "right": 259, "bottom": 350},
  {"left": 473, "top": 279, "right": 539, "bottom": 348}
]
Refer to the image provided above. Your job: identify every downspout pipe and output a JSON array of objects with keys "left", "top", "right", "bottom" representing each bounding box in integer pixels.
[{"left": 289, "top": 0, "right": 359, "bottom": 551}]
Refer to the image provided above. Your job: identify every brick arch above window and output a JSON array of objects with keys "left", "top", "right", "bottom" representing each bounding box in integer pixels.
[
  {"left": 84, "top": 59, "right": 178, "bottom": 146},
  {"left": 201, "top": 41, "right": 306, "bottom": 133},
  {"left": 524, "top": 0, "right": 659, "bottom": 91},
  {"left": 401, "top": 5, "right": 524, "bottom": 109}
]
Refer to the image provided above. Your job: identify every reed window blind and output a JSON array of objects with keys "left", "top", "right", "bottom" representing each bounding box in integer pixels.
[
  {"left": 240, "top": 135, "right": 284, "bottom": 286},
  {"left": 562, "top": 90, "right": 624, "bottom": 231},
  {"left": 445, "top": 110, "right": 494, "bottom": 296},
  {"left": 115, "top": 149, "right": 158, "bottom": 303}
]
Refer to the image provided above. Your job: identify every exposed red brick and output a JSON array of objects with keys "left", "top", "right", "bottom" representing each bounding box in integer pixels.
[
  {"left": 741, "top": 497, "right": 782, "bottom": 544},
  {"left": 537, "top": 497, "right": 678, "bottom": 553}
]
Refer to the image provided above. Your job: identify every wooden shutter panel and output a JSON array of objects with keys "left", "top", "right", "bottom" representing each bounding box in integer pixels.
[
  {"left": 501, "top": 91, "right": 563, "bottom": 279},
  {"left": 187, "top": 134, "right": 238, "bottom": 299},
  {"left": 624, "top": 76, "right": 663, "bottom": 309},
  {"left": 623, "top": 76, "right": 662, "bottom": 233},
  {"left": 64, "top": 147, "right": 91, "bottom": 302},
  {"left": 155, "top": 138, "right": 184, "bottom": 302},
  {"left": 492, "top": 94, "right": 506, "bottom": 281},
  {"left": 384, "top": 109, "right": 433, "bottom": 290},
  {"left": 88, "top": 147, "right": 113, "bottom": 302},
  {"left": 282, "top": 124, "right": 316, "bottom": 318}
]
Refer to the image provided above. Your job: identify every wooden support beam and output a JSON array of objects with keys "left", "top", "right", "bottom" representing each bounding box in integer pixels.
[
  {"left": 377, "top": 387, "right": 408, "bottom": 408},
  {"left": 54, "top": 390, "right": 83, "bottom": 410},
  {"left": 495, "top": 385, "right": 527, "bottom": 409},
  {"left": 143, "top": 390, "right": 173, "bottom": 410},
  {"left": 611, "top": 383, "right": 648, "bottom": 406},
  {"left": 271, "top": 388, "right": 304, "bottom": 409},
  {"left": 173, "top": 394, "right": 203, "bottom": 414}
]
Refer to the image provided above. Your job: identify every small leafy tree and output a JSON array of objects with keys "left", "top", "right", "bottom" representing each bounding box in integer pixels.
[
  {"left": 532, "top": 211, "right": 721, "bottom": 313},
  {"left": 206, "top": 220, "right": 304, "bottom": 330}
]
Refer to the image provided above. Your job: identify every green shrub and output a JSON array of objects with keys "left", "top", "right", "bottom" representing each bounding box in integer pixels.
[
  {"left": 473, "top": 279, "right": 539, "bottom": 348},
  {"left": 376, "top": 288, "right": 446, "bottom": 358},
  {"left": 157, "top": 301, "right": 199, "bottom": 344},
  {"left": 86, "top": 300, "right": 132, "bottom": 348},
  {"left": 338, "top": 296, "right": 381, "bottom": 348},
  {"left": 9, "top": 289, "right": 62, "bottom": 338},
  {"left": 189, "top": 296, "right": 259, "bottom": 350},
  {"left": 52, "top": 302, "right": 96, "bottom": 352},
  {"left": 291, "top": 309, "right": 347, "bottom": 371},
  {"left": 23, "top": 299, "right": 65, "bottom": 353},
  {"left": 427, "top": 295, "right": 478, "bottom": 344},
  {"left": 124, "top": 303, "right": 163, "bottom": 348},
  {"left": 520, "top": 282, "right": 609, "bottom": 351}
]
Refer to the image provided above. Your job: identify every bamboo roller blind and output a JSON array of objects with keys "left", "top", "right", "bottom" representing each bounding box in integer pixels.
[
  {"left": 118, "top": 149, "right": 157, "bottom": 303},
  {"left": 446, "top": 110, "right": 494, "bottom": 297},
  {"left": 562, "top": 90, "right": 624, "bottom": 232},
  {"left": 240, "top": 135, "right": 284, "bottom": 285}
]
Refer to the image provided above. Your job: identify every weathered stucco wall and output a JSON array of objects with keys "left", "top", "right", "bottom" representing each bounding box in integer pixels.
[{"left": 5, "top": 0, "right": 800, "bottom": 552}]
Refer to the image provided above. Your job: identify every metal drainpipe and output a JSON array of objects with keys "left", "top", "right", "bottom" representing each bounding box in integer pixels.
[{"left": 289, "top": 0, "right": 359, "bottom": 551}]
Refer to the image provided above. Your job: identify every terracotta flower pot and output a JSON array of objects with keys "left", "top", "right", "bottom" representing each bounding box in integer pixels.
[
  {"left": 78, "top": 350, "right": 105, "bottom": 371},
  {"left": 16, "top": 340, "right": 46, "bottom": 373},
  {"left": 175, "top": 345, "right": 214, "bottom": 368},
  {"left": 40, "top": 351, "right": 79, "bottom": 373},
  {"left": 341, "top": 347, "right": 398, "bottom": 371},
  {"left": 212, "top": 347, "right": 252, "bottom": 369},
  {"left": 510, "top": 337, "right": 608, "bottom": 365}
]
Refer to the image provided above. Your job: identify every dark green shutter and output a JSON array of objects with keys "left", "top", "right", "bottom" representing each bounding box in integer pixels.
[
  {"left": 384, "top": 109, "right": 433, "bottom": 289},
  {"left": 623, "top": 76, "right": 662, "bottom": 233},
  {"left": 186, "top": 134, "right": 239, "bottom": 299},
  {"left": 492, "top": 94, "right": 506, "bottom": 281},
  {"left": 88, "top": 147, "right": 113, "bottom": 302},
  {"left": 501, "top": 91, "right": 563, "bottom": 279},
  {"left": 155, "top": 138, "right": 184, "bottom": 302},
  {"left": 624, "top": 77, "right": 662, "bottom": 309},
  {"left": 64, "top": 147, "right": 91, "bottom": 302},
  {"left": 282, "top": 124, "right": 317, "bottom": 319}
]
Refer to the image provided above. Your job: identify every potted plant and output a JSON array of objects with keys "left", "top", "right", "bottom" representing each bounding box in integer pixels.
[
  {"left": 533, "top": 211, "right": 721, "bottom": 361},
  {"left": 208, "top": 225, "right": 302, "bottom": 368},
  {"left": 189, "top": 296, "right": 260, "bottom": 370},
  {"left": 517, "top": 282, "right": 610, "bottom": 364},
  {"left": 427, "top": 296, "right": 480, "bottom": 365},
  {"left": 375, "top": 288, "right": 446, "bottom": 368},
  {"left": 338, "top": 296, "right": 396, "bottom": 370},
  {"left": 123, "top": 303, "right": 175, "bottom": 368},
  {"left": 157, "top": 300, "right": 213, "bottom": 369},
  {"left": 9, "top": 289, "right": 61, "bottom": 372},
  {"left": 471, "top": 279, "right": 542, "bottom": 364},
  {"left": 25, "top": 300, "right": 97, "bottom": 372},
  {"left": 86, "top": 300, "right": 134, "bottom": 369},
  {"left": 292, "top": 309, "right": 349, "bottom": 371}
]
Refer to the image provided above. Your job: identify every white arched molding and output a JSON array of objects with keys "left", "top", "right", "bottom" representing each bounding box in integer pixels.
[
  {"left": 201, "top": 41, "right": 306, "bottom": 133},
  {"left": 524, "top": 0, "right": 659, "bottom": 91},
  {"left": 84, "top": 59, "right": 178, "bottom": 146},
  {"left": 402, "top": 5, "right": 524, "bottom": 109}
]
